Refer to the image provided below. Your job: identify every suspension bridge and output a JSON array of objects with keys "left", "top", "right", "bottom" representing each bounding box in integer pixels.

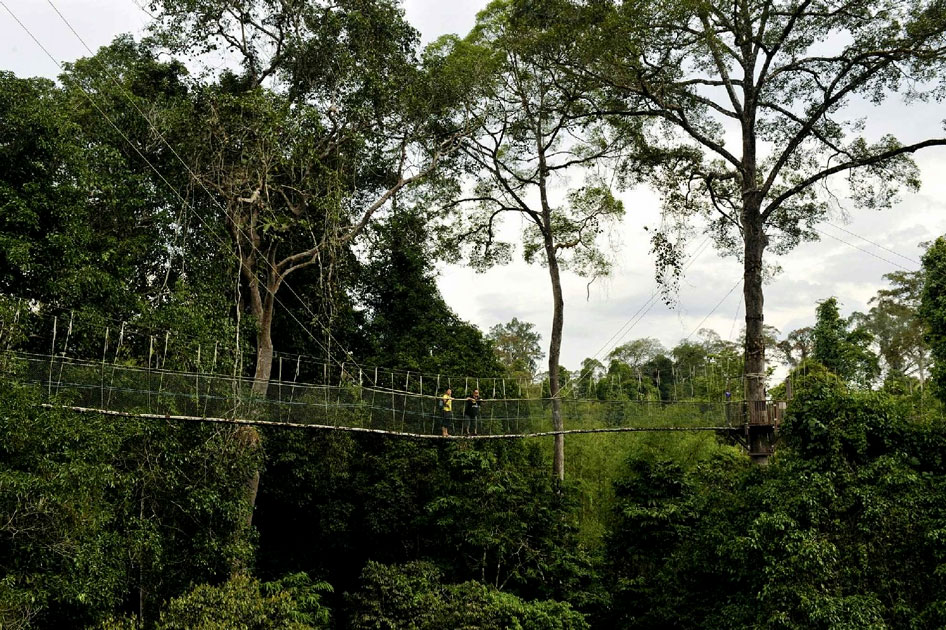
[
  {"left": 3, "top": 350, "right": 758, "bottom": 436},
  {"left": 0, "top": 308, "right": 784, "bottom": 455}
]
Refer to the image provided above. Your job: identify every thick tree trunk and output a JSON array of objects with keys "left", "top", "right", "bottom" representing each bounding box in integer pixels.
[
  {"left": 738, "top": 76, "right": 773, "bottom": 461},
  {"left": 546, "top": 242, "right": 565, "bottom": 481},
  {"left": 743, "top": 205, "right": 766, "bottom": 405},
  {"left": 237, "top": 425, "right": 261, "bottom": 530},
  {"left": 252, "top": 309, "right": 274, "bottom": 396},
  {"left": 742, "top": 198, "right": 771, "bottom": 461},
  {"left": 239, "top": 275, "right": 276, "bottom": 530}
]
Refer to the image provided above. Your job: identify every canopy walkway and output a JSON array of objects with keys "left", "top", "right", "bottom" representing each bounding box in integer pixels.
[
  {"left": 0, "top": 351, "right": 777, "bottom": 440},
  {"left": 0, "top": 308, "right": 787, "bottom": 456}
]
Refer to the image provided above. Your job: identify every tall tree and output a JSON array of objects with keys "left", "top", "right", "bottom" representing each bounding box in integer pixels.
[
  {"left": 359, "top": 208, "right": 504, "bottom": 379},
  {"left": 811, "top": 297, "right": 879, "bottom": 387},
  {"left": 607, "top": 338, "right": 666, "bottom": 370},
  {"left": 573, "top": 0, "right": 946, "bottom": 420},
  {"left": 575, "top": 356, "right": 605, "bottom": 398},
  {"left": 147, "top": 0, "right": 465, "bottom": 393},
  {"left": 856, "top": 269, "right": 930, "bottom": 383},
  {"left": 449, "top": 0, "right": 630, "bottom": 479},
  {"left": 919, "top": 237, "right": 946, "bottom": 402},
  {"left": 487, "top": 318, "right": 545, "bottom": 381},
  {"left": 142, "top": 0, "right": 470, "bottom": 525},
  {"left": 777, "top": 326, "right": 815, "bottom": 369}
]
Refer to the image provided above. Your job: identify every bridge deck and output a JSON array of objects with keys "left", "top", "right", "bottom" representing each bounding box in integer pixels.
[{"left": 2, "top": 352, "right": 779, "bottom": 438}]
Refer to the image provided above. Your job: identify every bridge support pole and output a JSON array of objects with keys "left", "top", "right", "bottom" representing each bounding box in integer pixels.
[{"left": 746, "top": 400, "right": 775, "bottom": 465}]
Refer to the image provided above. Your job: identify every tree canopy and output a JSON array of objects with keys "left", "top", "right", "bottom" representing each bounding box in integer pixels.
[{"left": 4, "top": 2, "right": 946, "bottom": 628}]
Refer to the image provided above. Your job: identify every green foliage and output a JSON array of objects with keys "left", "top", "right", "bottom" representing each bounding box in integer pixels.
[
  {"left": 0, "top": 66, "right": 168, "bottom": 328},
  {"left": 566, "top": 430, "right": 730, "bottom": 547},
  {"left": 0, "top": 383, "right": 128, "bottom": 628},
  {"left": 360, "top": 210, "right": 504, "bottom": 380},
  {"left": 255, "top": 430, "right": 436, "bottom": 590},
  {"left": 256, "top": 433, "right": 592, "bottom": 605},
  {"left": 591, "top": 332, "right": 743, "bottom": 403},
  {"left": 920, "top": 236, "right": 946, "bottom": 404},
  {"left": 776, "top": 326, "right": 815, "bottom": 368},
  {"left": 147, "top": 0, "right": 419, "bottom": 104},
  {"left": 782, "top": 371, "right": 896, "bottom": 466},
  {"left": 426, "top": 442, "right": 592, "bottom": 601},
  {"left": 487, "top": 318, "right": 545, "bottom": 380},
  {"left": 347, "top": 561, "right": 588, "bottom": 630},
  {"left": 0, "top": 380, "right": 259, "bottom": 628},
  {"left": 812, "top": 297, "right": 880, "bottom": 388},
  {"left": 103, "top": 573, "right": 332, "bottom": 630},
  {"left": 602, "top": 381, "right": 946, "bottom": 629},
  {"left": 859, "top": 269, "right": 930, "bottom": 381},
  {"left": 0, "top": 38, "right": 250, "bottom": 367},
  {"left": 607, "top": 338, "right": 664, "bottom": 370}
]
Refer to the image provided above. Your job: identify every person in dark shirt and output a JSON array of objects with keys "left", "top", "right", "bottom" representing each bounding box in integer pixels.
[{"left": 464, "top": 389, "right": 482, "bottom": 435}]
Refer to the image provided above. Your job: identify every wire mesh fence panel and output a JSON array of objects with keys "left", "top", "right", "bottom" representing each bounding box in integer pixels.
[{"left": 2, "top": 351, "right": 740, "bottom": 435}]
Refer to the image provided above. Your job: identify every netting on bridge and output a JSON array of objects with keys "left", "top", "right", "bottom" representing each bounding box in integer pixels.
[
  {"left": 1, "top": 352, "right": 741, "bottom": 436},
  {"left": 0, "top": 305, "right": 750, "bottom": 405}
]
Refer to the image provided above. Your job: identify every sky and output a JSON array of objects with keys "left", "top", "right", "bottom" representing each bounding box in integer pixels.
[{"left": 2, "top": 0, "right": 945, "bottom": 372}]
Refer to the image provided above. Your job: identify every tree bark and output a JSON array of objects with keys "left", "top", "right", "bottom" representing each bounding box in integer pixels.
[
  {"left": 252, "top": 303, "right": 274, "bottom": 397},
  {"left": 546, "top": 240, "right": 565, "bottom": 481},
  {"left": 742, "top": 197, "right": 771, "bottom": 461},
  {"left": 238, "top": 255, "right": 278, "bottom": 529},
  {"left": 742, "top": 202, "right": 766, "bottom": 406},
  {"left": 739, "top": 65, "right": 772, "bottom": 461}
]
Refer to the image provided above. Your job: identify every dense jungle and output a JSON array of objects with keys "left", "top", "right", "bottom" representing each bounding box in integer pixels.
[{"left": 3, "top": 0, "right": 946, "bottom": 628}]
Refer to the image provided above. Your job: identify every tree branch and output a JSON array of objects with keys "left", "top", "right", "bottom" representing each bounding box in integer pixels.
[{"left": 762, "top": 138, "right": 946, "bottom": 220}]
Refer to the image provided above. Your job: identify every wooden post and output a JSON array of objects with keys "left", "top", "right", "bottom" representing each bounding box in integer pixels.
[
  {"left": 48, "top": 316, "right": 58, "bottom": 398},
  {"left": 196, "top": 345, "right": 202, "bottom": 413},
  {"left": 162, "top": 331, "right": 169, "bottom": 371},
  {"left": 671, "top": 364, "right": 678, "bottom": 401}
]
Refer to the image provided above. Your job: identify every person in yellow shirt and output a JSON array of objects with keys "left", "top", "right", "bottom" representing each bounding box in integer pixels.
[{"left": 439, "top": 388, "right": 453, "bottom": 436}]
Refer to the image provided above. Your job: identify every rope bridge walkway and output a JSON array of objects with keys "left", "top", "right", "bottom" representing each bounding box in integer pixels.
[{"left": 0, "top": 351, "right": 750, "bottom": 439}]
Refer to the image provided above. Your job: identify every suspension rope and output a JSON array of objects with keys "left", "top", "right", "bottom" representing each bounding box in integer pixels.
[{"left": 40, "top": 404, "right": 734, "bottom": 438}]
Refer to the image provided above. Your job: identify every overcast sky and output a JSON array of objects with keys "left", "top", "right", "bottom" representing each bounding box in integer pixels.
[{"left": 3, "top": 0, "right": 945, "bottom": 372}]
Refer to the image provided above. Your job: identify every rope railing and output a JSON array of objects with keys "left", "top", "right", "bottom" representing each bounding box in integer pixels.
[
  {"left": 0, "top": 306, "right": 752, "bottom": 404},
  {"left": 1, "top": 351, "right": 745, "bottom": 437}
]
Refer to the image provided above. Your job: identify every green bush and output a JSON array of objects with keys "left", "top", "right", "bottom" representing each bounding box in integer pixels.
[{"left": 347, "top": 561, "right": 588, "bottom": 630}]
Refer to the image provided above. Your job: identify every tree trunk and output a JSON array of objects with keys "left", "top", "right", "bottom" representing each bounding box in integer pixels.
[
  {"left": 742, "top": 198, "right": 771, "bottom": 461},
  {"left": 239, "top": 274, "right": 276, "bottom": 530},
  {"left": 546, "top": 241, "right": 565, "bottom": 481},
  {"left": 743, "top": 205, "right": 766, "bottom": 404},
  {"left": 239, "top": 427, "right": 261, "bottom": 530},
  {"left": 252, "top": 307, "right": 274, "bottom": 397}
]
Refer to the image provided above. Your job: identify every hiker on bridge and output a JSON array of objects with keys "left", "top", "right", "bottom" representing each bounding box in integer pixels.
[
  {"left": 464, "top": 389, "right": 482, "bottom": 435},
  {"left": 439, "top": 388, "right": 453, "bottom": 436}
]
